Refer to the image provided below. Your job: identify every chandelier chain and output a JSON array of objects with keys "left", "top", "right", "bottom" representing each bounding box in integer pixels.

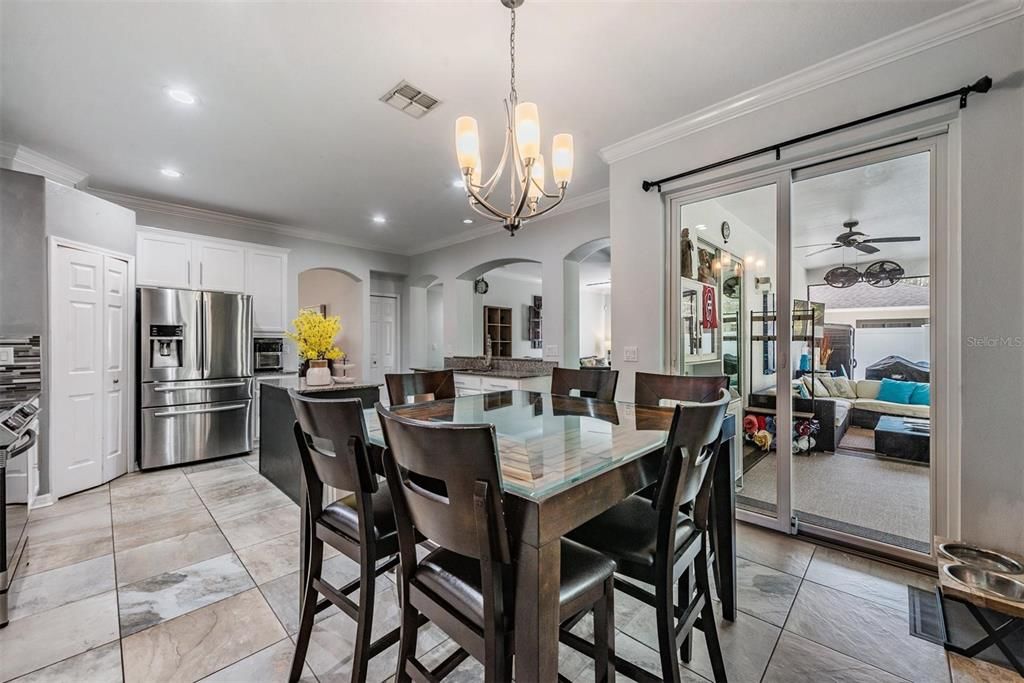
[{"left": 509, "top": 8, "right": 517, "bottom": 103}]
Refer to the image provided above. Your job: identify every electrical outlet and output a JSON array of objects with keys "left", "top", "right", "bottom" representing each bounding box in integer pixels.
[
  {"left": 544, "top": 344, "right": 559, "bottom": 358},
  {"left": 623, "top": 345, "right": 639, "bottom": 362},
  {"left": 0, "top": 347, "right": 13, "bottom": 365}
]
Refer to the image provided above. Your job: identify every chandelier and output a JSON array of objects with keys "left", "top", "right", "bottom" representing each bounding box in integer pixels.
[{"left": 454, "top": 0, "right": 574, "bottom": 236}]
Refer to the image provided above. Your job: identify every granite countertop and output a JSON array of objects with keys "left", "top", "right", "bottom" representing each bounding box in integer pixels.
[
  {"left": 258, "top": 376, "right": 381, "bottom": 394},
  {"left": 409, "top": 366, "right": 552, "bottom": 380}
]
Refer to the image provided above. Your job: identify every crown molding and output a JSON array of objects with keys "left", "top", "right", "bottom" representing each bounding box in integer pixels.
[
  {"left": 84, "top": 187, "right": 408, "bottom": 255},
  {"left": 406, "top": 187, "right": 611, "bottom": 256},
  {"left": 600, "top": 0, "right": 1024, "bottom": 164},
  {"left": 0, "top": 142, "right": 89, "bottom": 187}
]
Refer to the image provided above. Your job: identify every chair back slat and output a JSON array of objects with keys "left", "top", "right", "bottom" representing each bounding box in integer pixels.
[
  {"left": 385, "top": 370, "right": 456, "bottom": 406},
  {"left": 551, "top": 367, "right": 619, "bottom": 402},
  {"left": 377, "top": 404, "right": 511, "bottom": 563},
  {"left": 289, "top": 391, "right": 376, "bottom": 495},
  {"left": 655, "top": 389, "right": 731, "bottom": 528},
  {"left": 634, "top": 372, "right": 728, "bottom": 407}
]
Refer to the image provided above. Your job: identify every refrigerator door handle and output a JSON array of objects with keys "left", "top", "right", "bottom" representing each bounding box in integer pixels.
[
  {"left": 152, "top": 380, "right": 247, "bottom": 392},
  {"left": 201, "top": 292, "right": 211, "bottom": 378},
  {"left": 153, "top": 402, "right": 248, "bottom": 418}
]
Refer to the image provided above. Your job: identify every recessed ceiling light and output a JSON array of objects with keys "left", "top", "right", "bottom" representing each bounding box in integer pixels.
[
  {"left": 463, "top": 219, "right": 473, "bottom": 224},
  {"left": 452, "top": 178, "right": 465, "bottom": 188},
  {"left": 372, "top": 215, "right": 386, "bottom": 224},
  {"left": 160, "top": 168, "right": 182, "bottom": 178},
  {"left": 696, "top": 224, "right": 707, "bottom": 231},
  {"left": 166, "top": 88, "right": 197, "bottom": 105}
]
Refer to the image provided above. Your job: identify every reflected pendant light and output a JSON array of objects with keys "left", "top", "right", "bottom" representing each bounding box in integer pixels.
[{"left": 454, "top": 0, "right": 574, "bottom": 236}]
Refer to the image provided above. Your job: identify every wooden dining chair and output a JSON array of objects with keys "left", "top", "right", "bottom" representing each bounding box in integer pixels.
[
  {"left": 634, "top": 372, "right": 729, "bottom": 407},
  {"left": 377, "top": 403, "right": 618, "bottom": 682},
  {"left": 551, "top": 367, "right": 619, "bottom": 402},
  {"left": 289, "top": 392, "right": 403, "bottom": 683},
  {"left": 567, "top": 390, "right": 731, "bottom": 683},
  {"left": 385, "top": 369, "right": 456, "bottom": 406}
]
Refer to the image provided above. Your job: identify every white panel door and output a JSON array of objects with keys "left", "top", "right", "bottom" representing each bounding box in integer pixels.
[
  {"left": 245, "top": 249, "right": 288, "bottom": 332},
  {"left": 52, "top": 245, "right": 104, "bottom": 496},
  {"left": 193, "top": 240, "right": 246, "bottom": 293},
  {"left": 137, "top": 231, "right": 192, "bottom": 288},
  {"left": 102, "top": 255, "right": 129, "bottom": 481},
  {"left": 369, "top": 295, "right": 397, "bottom": 383}
]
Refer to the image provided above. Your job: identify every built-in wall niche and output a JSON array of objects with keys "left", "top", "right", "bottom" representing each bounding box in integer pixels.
[{"left": 483, "top": 305, "right": 512, "bottom": 357}]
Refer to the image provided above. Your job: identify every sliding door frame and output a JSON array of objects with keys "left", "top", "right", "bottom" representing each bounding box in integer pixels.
[{"left": 661, "top": 110, "right": 962, "bottom": 562}]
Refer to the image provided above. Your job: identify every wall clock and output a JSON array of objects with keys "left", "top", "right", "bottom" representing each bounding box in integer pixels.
[
  {"left": 721, "top": 221, "right": 731, "bottom": 243},
  {"left": 474, "top": 277, "right": 489, "bottom": 294}
]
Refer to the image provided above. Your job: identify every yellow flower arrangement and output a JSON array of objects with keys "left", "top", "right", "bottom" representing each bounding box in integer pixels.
[{"left": 285, "top": 309, "right": 344, "bottom": 361}]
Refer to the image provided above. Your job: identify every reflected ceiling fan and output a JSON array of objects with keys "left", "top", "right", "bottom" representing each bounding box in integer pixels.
[{"left": 797, "top": 219, "right": 920, "bottom": 257}]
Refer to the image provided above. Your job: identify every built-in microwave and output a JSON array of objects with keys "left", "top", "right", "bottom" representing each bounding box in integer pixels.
[{"left": 254, "top": 337, "right": 284, "bottom": 372}]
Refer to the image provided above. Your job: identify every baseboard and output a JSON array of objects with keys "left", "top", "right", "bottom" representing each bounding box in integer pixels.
[{"left": 30, "top": 493, "right": 55, "bottom": 509}]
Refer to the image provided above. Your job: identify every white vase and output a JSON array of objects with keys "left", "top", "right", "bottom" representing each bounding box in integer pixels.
[{"left": 305, "top": 360, "right": 332, "bottom": 386}]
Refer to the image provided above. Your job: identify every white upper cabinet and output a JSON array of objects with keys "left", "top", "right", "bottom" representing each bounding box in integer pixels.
[
  {"left": 192, "top": 240, "right": 246, "bottom": 293},
  {"left": 137, "top": 231, "right": 192, "bottom": 289},
  {"left": 136, "top": 227, "right": 289, "bottom": 333},
  {"left": 246, "top": 248, "right": 288, "bottom": 332}
]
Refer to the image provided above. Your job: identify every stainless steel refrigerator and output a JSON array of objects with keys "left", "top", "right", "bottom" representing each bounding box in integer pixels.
[{"left": 137, "top": 287, "right": 253, "bottom": 469}]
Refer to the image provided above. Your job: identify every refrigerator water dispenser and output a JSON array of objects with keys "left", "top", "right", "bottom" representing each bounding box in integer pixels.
[{"left": 149, "top": 324, "right": 184, "bottom": 369}]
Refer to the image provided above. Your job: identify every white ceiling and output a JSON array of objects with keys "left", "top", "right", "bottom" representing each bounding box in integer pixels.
[{"left": 0, "top": 1, "right": 963, "bottom": 253}]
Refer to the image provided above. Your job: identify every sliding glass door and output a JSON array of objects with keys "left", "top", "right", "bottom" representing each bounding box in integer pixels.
[{"left": 666, "top": 137, "right": 945, "bottom": 559}]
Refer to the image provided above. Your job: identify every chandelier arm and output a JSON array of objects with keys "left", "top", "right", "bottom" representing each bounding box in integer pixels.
[
  {"left": 528, "top": 176, "right": 562, "bottom": 200},
  {"left": 521, "top": 189, "right": 566, "bottom": 221},
  {"left": 509, "top": 158, "right": 535, "bottom": 219},
  {"left": 464, "top": 175, "right": 511, "bottom": 219},
  {"left": 467, "top": 202, "right": 506, "bottom": 222},
  {"left": 479, "top": 126, "right": 513, "bottom": 199}
]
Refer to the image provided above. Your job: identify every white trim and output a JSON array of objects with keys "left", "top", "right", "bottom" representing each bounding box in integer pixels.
[
  {"left": 136, "top": 224, "right": 290, "bottom": 255},
  {"left": 29, "top": 493, "right": 55, "bottom": 510},
  {"left": 600, "top": 0, "right": 1023, "bottom": 164},
  {"left": 86, "top": 187, "right": 406, "bottom": 255},
  {"left": 0, "top": 142, "right": 88, "bottom": 187},
  {"left": 405, "top": 188, "right": 611, "bottom": 256}
]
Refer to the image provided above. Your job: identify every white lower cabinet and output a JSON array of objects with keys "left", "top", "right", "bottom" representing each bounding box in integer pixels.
[{"left": 453, "top": 373, "right": 551, "bottom": 396}]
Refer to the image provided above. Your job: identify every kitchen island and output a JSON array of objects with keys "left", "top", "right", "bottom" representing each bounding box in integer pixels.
[{"left": 258, "top": 376, "right": 382, "bottom": 504}]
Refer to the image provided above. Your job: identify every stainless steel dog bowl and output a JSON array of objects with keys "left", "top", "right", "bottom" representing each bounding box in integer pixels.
[
  {"left": 939, "top": 543, "right": 1024, "bottom": 574},
  {"left": 944, "top": 564, "right": 1024, "bottom": 603}
]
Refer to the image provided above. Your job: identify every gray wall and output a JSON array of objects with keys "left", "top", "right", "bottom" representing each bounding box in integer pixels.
[{"left": 608, "top": 19, "right": 1024, "bottom": 551}]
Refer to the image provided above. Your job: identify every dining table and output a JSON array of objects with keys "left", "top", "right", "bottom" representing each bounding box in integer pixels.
[{"left": 363, "top": 389, "right": 737, "bottom": 682}]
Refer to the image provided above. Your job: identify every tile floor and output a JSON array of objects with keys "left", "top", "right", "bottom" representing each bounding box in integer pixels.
[{"left": 0, "top": 453, "right": 1016, "bottom": 682}]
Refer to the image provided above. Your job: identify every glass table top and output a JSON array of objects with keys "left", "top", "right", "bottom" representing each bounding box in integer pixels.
[{"left": 364, "top": 390, "right": 673, "bottom": 501}]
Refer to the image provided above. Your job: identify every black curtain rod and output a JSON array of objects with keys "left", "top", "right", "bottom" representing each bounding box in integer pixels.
[{"left": 641, "top": 75, "right": 992, "bottom": 193}]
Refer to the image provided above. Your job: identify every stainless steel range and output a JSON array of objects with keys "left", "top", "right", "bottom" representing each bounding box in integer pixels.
[
  {"left": 137, "top": 287, "right": 254, "bottom": 469},
  {"left": 1, "top": 397, "right": 38, "bottom": 627}
]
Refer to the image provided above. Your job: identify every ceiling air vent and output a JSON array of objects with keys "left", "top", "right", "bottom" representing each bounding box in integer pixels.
[{"left": 380, "top": 80, "right": 441, "bottom": 119}]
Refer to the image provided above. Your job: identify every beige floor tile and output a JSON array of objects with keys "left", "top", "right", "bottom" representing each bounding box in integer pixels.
[
  {"left": 218, "top": 502, "right": 300, "bottom": 549},
  {"left": 115, "top": 525, "right": 232, "bottom": 586},
  {"left": 763, "top": 631, "right": 905, "bottom": 682},
  {"left": 7, "top": 554, "right": 114, "bottom": 621},
  {"left": 18, "top": 505, "right": 113, "bottom": 576},
  {"left": 0, "top": 590, "right": 119, "bottom": 681},
  {"left": 118, "top": 553, "right": 254, "bottom": 635},
  {"left": 111, "top": 485, "right": 205, "bottom": 528},
  {"left": 733, "top": 556, "right": 802, "bottom": 626},
  {"left": 201, "top": 638, "right": 317, "bottom": 682},
  {"left": 236, "top": 532, "right": 304, "bottom": 585},
  {"left": 121, "top": 588, "right": 285, "bottom": 683},
  {"left": 185, "top": 461, "right": 261, "bottom": 490},
  {"left": 113, "top": 504, "right": 216, "bottom": 551},
  {"left": 28, "top": 487, "right": 109, "bottom": 522},
  {"left": 9, "top": 641, "right": 123, "bottom": 683},
  {"left": 680, "top": 602, "right": 781, "bottom": 682},
  {"left": 736, "top": 522, "right": 815, "bottom": 577},
  {"left": 182, "top": 455, "right": 250, "bottom": 475},
  {"left": 260, "top": 554, "right": 372, "bottom": 634},
  {"left": 949, "top": 652, "right": 1021, "bottom": 683},
  {"left": 785, "top": 580, "right": 949, "bottom": 683},
  {"left": 804, "top": 545, "right": 937, "bottom": 612},
  {"left": 110, "top": 468, "right": 191, "bottom": 502},
  {"left": 208, "top": 487, "right": 295, "bottom": 526}
]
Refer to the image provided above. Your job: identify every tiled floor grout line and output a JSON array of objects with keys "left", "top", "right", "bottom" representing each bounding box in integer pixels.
[
  {"left": 106, "top": 484, "right": 129, "bottom": 683},
  {"left": 757, "top": 545, "right": 816, "bottom": 682}
]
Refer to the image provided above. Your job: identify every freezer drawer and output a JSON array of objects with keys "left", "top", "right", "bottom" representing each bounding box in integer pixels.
[
  {"left": 141, "top": 377, "right": 254, "bottom": 409},
  {"left": 140, "top": 400, "right": 253, "bottom": 469}
]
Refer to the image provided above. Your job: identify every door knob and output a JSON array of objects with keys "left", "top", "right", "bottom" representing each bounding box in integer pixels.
[{"left": 113, "top": 378, "right": 119, "bottom": 384}]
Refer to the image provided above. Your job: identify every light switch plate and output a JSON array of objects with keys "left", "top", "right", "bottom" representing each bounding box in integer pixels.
[
  {"left": 623, "top": 345, "right": 639, "bottom": 362},
  {"left": 0, "top": 347, "right": 13, "bottom": 365},
  {"left": 544, "top": 344, "right": 559, "bottom": 358}
]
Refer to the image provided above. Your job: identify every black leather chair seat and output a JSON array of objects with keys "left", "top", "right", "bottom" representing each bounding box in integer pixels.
[
  {"left": 320, "top": 486, "right": 399, "bottom": 555},
  {"left": 568, "top": 494, "right": 697, "bottom": 581},
  {"left": 413, "top": 539, "right": 616, "bottom": 627}
]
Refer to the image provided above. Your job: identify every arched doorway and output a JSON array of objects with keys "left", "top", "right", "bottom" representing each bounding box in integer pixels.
[
  {"left": 564, "top": 238, "right": 611, "bottom": 369},
  {"left": 296, "top": 267, "right": 363, "bottom": 377},
  {"left": 456, "top": 258, "right": 543, "bottom": 358}
]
